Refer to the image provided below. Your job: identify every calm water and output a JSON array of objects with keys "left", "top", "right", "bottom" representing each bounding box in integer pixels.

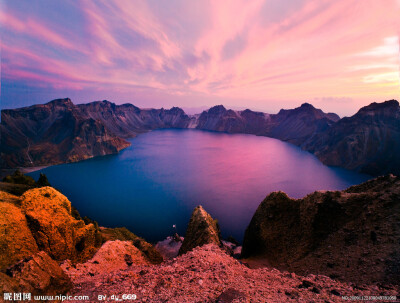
[{"left": 29, "top": 129, "right": 370, "bottom": 243}]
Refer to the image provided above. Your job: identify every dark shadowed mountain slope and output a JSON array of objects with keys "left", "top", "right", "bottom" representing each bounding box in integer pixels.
[
  {"left": 302, "top": 100, "right": 400, "bottom": 176},
  {"left": 267, "top": 103, "right": 340, "bottom": 145},
  {"left": 0, "top": 99, "right": 192, "bottom": 168},
  {"left": 0, "top": 98, "right": 130, "bottom": 168},
  {"left": 194, "top": 103, "right": 339, "bottom": 143},
  {"left": 195, "top": 105, "right": 272, "bottom": 135},
  {"left": 242, "top": 175, "right": 400, "bottom": 285},
  {"left": 77, "top": 101, "right": 192, "bottom": 138}
]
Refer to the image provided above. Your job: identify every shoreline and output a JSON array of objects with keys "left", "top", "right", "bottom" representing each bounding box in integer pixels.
[{"left": 0, "top": 166, "right": 49, "bottom": 179}]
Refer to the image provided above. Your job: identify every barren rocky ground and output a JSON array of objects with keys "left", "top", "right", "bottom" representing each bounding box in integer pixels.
[{"left": 63, "top": 244, "right": 398, "bottom": 303}]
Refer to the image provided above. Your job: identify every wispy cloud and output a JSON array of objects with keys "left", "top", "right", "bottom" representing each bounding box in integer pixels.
[{"left": 1, "top": 0, "right": 399, "bottom": 115}]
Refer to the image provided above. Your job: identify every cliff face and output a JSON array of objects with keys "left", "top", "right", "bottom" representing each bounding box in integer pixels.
[
  {"left": 242, "top": 175, "right": 400, "bottom": 285},
  {"left": 0, "top": 99, "right": 192, "bottom": 168},
  {"left": 194, "top": 103, "right": 339, "bottom": 143},
  {"left": 302, "top": 100, "right": 400, "bottom": 176},
  {"left": 268, "top": 103, "right": 340, "bottom": 145},
  {"left": 77, "top": 101, "right": 192, "bottom": 138},
  {"left": 0, "top": 99, "right": 130, "bottom": 168}
]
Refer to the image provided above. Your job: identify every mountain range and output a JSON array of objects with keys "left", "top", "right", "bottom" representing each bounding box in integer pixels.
[{"left": 1, "top": 98, "right": 399, "bottom": 176}]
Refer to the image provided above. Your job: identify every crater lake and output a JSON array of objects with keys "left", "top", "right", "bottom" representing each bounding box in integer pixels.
[{"left": 29, "top": 129, "right": 370, "bottom": 243}]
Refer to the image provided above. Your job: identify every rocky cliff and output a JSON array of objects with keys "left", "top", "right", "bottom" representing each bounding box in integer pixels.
[
  {"left": 77, "top": 101, "right": 192, "bottom": 138},
  {"left": 0, "top": 99, "right": 130, "bottom": 168},
  {"left": 0, "top": 99, "right": 192, "bottom": 168},
  {"left": 242, "top": 175, "right": 400, "bottom": 286},
  {"left": 194, "top": 103, "right": 339, "bottom": 144},
  {"left": 302, "top": 100, "right": 400, "bottom": 176},
  {"left": 268, "top": 103, "right": 340, "bottom": 145}
]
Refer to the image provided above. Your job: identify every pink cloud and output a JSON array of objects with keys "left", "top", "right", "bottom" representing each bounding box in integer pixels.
[
  {"left": 0, "top": 10, "right": 77, "bottom": 51},
  {"left": 1, "top": 0, "right": 399, "bottom": 115}
]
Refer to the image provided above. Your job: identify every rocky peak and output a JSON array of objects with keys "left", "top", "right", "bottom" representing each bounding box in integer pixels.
[
  {"left": 207, "top": 105, "right": 227, "bottom": 115},
  {"left": 300, "top": 102, "right": 314, "bottom": 110},
  {"left": 356, "top": 100, "right": 399, "bottom": 115},
  {"left": 45, "top": 98, "right": 74, "bottom": 108},
  {"left": 178, "top": 205, "right": 221, "bottom": 255}
]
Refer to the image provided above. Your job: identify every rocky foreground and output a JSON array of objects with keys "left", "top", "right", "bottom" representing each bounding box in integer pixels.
[
  {"left": 62, "top": 244, "right": 398, "bottom": 303},
  {"left": 0, "top": 177, "right": 399, "bottom": 302}
]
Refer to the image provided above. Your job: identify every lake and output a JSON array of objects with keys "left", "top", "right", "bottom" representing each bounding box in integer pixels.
[{"left": 29, "top": 129, "right": 370, "bottom": 243}]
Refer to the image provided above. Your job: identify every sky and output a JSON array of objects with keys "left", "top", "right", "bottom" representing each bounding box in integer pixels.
[{"left": 0, "top": 0, "right": 399, "bottom": 116}]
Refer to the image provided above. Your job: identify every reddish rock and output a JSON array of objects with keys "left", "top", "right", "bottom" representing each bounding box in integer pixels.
[
  {"left": 0, "top": 197, "right": 38, "bottom": 270},
  {"left": 5, "top": 251, "right": 72, "bottom": 295},
  {"left": 20, "top": 187, "right": 98, "bottom": 262}
]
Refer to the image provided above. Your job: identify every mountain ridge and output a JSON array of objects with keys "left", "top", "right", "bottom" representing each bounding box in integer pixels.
[{"left": 1, "top": 98, "right": 399, "bottom": 176}]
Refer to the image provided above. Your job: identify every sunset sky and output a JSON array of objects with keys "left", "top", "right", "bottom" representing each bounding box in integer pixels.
[{"left": 1, "top": 0, "right": 399, "bottom": 116}]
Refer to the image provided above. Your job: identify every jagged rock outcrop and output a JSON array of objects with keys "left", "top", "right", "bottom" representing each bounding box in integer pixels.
[
  {"left": 303, "top": 100, "right": 400, "bottom": 175},
  {"left": 100, "top": 227, "right": 163, "bottom": 264},
  {"left": 0, "top": 187, "right": 100, "bottom": 264},
  {"left": 242, "top": 175, "right": 400, "bottom": 285},
  {"left": 20, "top": 187, "right": 99, "bottom": 263},
  {"left": 179, "top": 206, "right": 221, "bottom": 255},
  {"left": 0, "top": 196, "right": 39, "bottom": 269},
  {"left": 0, "top": 183, "right": 162, "bottom": 267},
  {"left": 4, "top": 251, "right": 72, "bottom": 295}
]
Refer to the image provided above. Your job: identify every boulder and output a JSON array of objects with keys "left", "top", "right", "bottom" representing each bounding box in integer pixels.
[
  {"left": 100, "top": 227, "right": 163, "bottom": 264},
  {"left": 90, "top": 240, "right": 148, "bottom": 269},
  {"left": 20, "top": 187, "right": 98, "bottom": 262},
  {"left": 0, "top": 200, "right": 38, "bottom": 270},
  {"left": 62, "top": 240, "right": 148, "bottom": 282},
  {"left": 5, "top": 251, "right": 72, "bottom": 295},
  {"left": 179, "top": 205, "right": 221, "bottom": 255}
]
